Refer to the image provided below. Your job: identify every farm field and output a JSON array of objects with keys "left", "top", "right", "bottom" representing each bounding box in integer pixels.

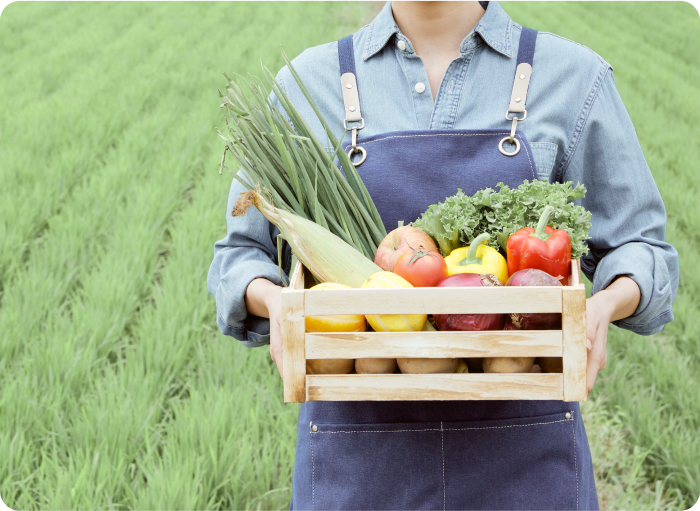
[{"left": 0, "top": 2, "right": 698, "bottom": 510}]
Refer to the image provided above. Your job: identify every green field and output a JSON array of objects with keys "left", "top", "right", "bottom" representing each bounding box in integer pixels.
[{"left": 0, "top": 2, "right": 698, "bottom": 510}]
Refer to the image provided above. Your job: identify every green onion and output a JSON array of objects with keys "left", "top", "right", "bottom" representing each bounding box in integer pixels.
[{"left": 218, "top": 53, "right": 386, "bottom": 260}]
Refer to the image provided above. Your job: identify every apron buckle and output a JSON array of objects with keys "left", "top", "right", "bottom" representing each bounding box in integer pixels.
[
  {"left": 500, "top": 110, "right": 527, "bottom": 157},
  {"left": 346, "top": 118, "right": 366, "bottom": 166}
]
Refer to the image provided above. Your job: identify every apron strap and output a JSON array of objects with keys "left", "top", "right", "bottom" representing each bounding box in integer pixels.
[
  {"left": 507, "top": 27, "right": 538, "bottom": 114},
  {"left": 338, "top": 35, "right": 366, "bottom": 165},
  {"left": 338, "top": 35, "right": 363, "bottom": 125},
  {"left": 500, "top": 27, "right": 537, "bottom": 156}
]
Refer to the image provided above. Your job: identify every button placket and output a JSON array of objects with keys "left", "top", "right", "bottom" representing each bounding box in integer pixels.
[
  {"left": 430, "top": 51, "right": 472, "bottom": 130},
  {"left": 394, "top": 36, "right": 436, "bottom": 128}
]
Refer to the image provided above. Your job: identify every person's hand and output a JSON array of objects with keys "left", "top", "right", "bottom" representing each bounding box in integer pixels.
[
  {"left": 585, "top": 294, "right": 611, "bottom": 393},
  {"left": 265, "top": 286, "right": 284, "bottom": 380},
  {"left": 584, "top": 276, "right": 640, "bottom": 393},
  {"left": 245, "top": 278, "right": 285, "bottom": 380}
]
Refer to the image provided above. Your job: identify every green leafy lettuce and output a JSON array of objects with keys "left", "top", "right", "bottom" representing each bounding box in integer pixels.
[{"left": 411, "top": 180, "right": 592, "bottom": 259}]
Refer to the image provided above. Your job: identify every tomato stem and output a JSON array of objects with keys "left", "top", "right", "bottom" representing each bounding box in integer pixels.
[{"left": 406, "top": 244, "right": 440, "bottom": 265}]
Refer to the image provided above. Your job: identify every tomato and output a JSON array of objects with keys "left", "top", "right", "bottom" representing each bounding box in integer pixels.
[{"left": 393, "top": 245, "right": 448, "bottom": 287}]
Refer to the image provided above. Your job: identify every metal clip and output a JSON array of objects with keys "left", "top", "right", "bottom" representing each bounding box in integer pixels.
[
  {"left": 346, "top": 119, "right": 367, "bottom": 166},
  {"left": 509, "top": 116, "right": 518, "bottom": 142},
  {"left": 499, "top": 110, "right": 527, "bottom": 157}
]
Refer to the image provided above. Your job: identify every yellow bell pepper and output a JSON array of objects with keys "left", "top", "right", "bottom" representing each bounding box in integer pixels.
[{"left": 444, "top": 233, "right": 509, "bottom": 284}]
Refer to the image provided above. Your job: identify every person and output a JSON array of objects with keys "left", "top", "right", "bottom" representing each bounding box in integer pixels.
[{"left": 207, "top": 2, "right": 679, "bottom": 509}]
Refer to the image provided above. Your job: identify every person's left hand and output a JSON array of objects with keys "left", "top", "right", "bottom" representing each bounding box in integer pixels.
[{"left": 585, "top": 295, "right": 612, "bottom": 392}]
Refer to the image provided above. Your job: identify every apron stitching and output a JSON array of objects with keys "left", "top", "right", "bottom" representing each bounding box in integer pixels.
[
  {"left": 519, "top": 134, "right": 537, "bottom": 180},
  {"left": 446, "top": 418, "right": 570, "bottom": 431},
  {"left": 310, "top": 425, "right": 315, "bottom": 511},
  {"left": 441, "top": 421, "right": 446, "bottom": 511},
  {"left": 356, "top": 132, "right": 522, "bottom": 146},
  {"left": 315, "top": 417, "right": 572, "bottom": 434},
  {"left": 318, "top": 428, "right": 442, "bottom": 434},
  {"left": 571, "top": 411, "right": 579, "bottom": 511}
]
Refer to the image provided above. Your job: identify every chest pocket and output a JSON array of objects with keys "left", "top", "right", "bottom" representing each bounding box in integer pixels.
[{"left": 529, "top": 142, "right": 559, "bottom": 181}]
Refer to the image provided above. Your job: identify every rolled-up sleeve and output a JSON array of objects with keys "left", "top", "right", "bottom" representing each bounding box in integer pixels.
[
  {"left": 206, "top": 178, "right": 292, "bottom": 346},
  {"left": 560, "top": 67, "right": 679, "bottom": 335}
]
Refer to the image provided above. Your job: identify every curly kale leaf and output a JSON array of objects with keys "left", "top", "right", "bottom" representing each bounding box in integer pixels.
[
  {"left": 411, "top": 181, "right": 592, "bottom": 259},
  {"left": 411, "top": 189, "right": 479, "bottom": 256}
]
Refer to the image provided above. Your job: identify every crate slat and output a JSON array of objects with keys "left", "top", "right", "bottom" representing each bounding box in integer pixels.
[
  {"left": 306, "top": 330, "right": 562, "bottom": 359},
  {"left": 289, "top": 259, "right": 305, "bottom": 290},
  {"left": 307, "top": 373, "right": 563, "bottom": 401},
  {"left": 282, "top": 274, "right": 306, "bottom": 403},
  {"left": 562, "top": 287, "right": 587, "bottom": 402},
  {"left": 570, "top": 259, "right": 582, "bottom": 287},
  {"left": 304, "top": 286, "right": 563, "bottom": 315}
]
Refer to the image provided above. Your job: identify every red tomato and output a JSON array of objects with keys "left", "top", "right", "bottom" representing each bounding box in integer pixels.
[{"left": 393, "top": 246, "right": 448, "bottom": 287}]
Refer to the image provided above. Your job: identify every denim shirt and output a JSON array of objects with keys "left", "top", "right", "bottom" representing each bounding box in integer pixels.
[{"left": 207, "top": 1, "right": 679, "bottom": 346}]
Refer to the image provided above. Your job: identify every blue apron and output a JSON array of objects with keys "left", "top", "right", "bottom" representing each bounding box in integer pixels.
[{"left": 289, "top": 28, "right": 598, "bottom": 511}]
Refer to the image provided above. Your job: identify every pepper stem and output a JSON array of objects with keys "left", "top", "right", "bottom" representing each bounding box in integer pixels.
[
  {"left": 530, "top": 205, "right": 554, "bottom": 242},
  {"left": 462, "top": 233, "right": 490, "bottom": 265}
]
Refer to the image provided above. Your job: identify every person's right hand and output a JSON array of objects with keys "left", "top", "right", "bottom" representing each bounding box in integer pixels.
[
  {"left": 265, "top": 286, "right": 284, "bottom": 380},
  {"left": 245, "top": 278, "right": 285, "bottom": 380}
]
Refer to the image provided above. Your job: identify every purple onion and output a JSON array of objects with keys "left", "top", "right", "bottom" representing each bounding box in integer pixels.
[
  {"left": 505, "top": 269, "right": 562, "bottom": 330},
  {"left": 434, "top": 274, "right": 505, "bottom": 332}
]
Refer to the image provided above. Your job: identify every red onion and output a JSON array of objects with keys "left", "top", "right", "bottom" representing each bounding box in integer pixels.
[
  {"left": 505, "top": 269, "right": 562, "bottom": 330},
  {"left": 434, "top": 274, "right": 505, "bottom": 331}
]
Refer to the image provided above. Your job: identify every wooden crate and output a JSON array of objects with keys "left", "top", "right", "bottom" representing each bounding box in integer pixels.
[{"left": 281, "top": 260, "right": 587, "bottom": 403}]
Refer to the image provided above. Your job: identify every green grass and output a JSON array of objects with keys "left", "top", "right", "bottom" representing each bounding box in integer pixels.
[
  {"left": 1, "top": 2, "right": 699, "bottom": 510},
  {"left": 0, "top": 3, "right": 368, "bottom": 509}
]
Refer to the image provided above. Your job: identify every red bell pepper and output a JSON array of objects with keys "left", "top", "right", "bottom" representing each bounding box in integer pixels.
[{"left": 506, "top": 205, "right": 572, "bottom": 281}]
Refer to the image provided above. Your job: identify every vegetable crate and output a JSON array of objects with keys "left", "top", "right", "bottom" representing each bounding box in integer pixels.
[{"left": 281, "top": 260, "right": 587, "bottom": 402}]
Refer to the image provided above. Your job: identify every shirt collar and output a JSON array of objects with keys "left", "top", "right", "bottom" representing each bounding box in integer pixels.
[{"left": 362, "top": 1, "right": 514, "bottom": 61}]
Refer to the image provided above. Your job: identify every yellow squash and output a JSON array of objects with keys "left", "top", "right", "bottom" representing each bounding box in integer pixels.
[
  {"left": 305, "top": 283, "right": 363, "bottom": 375},
  {"left": 305, "top": 283, "right": 367, "bottom": 333},
  {"left": 361, "top": 272, "right": 427, "bottom": 332},
  {"left": 444, "top": 233, "right": 509, "bottom": 285}
]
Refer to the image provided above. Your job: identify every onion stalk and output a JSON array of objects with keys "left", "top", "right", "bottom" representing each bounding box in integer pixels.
[{"left": 217, "top": 51, "right": 386, "bottom": 260}]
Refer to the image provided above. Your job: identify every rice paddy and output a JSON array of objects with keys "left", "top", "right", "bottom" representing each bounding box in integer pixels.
[{"left": 0, "top": 2, "right": 698, "bottom": 509}]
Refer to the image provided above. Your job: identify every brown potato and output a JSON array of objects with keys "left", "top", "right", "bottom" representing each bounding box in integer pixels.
[
  {"left": 356, "top": 358, "right": 398, "bottom": 374},
  {"left": 482, "top": 357, "right": 535, "bottom": 373},
  {"left": 397, "top": 358, "right": 459, "bottom": 374},
  {"left": 538, "top": 357, "right": 563, "bottom": 373},
  {"left": 306, "top": 359, "right": 354, "bottom": 375}
]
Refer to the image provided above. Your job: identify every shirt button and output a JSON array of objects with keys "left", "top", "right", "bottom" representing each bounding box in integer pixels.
[
  {"left": 415, "top": 82, "right": 426, "bottom": 94},
  {"left": 397, "top": 40, "right": 406, "bottom": 51}
]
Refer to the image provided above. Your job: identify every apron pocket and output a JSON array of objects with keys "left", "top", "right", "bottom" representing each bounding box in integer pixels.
[
  {"left": 529, "top": 142, "right": 558, "bottom": 181},
  {"left": 442, "top": 411, "right": 578, "bottom": 511},
  {"left": 310, "top": 421, "right": 445, "bottom": 511}
]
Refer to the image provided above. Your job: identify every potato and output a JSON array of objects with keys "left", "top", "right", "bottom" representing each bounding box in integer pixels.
[
  {"left": 306, "top": 359, "right": 355, "bottom": 375},
  {"left": 397, "top": 357, "right": 459, "bottom": 374},
  {"left": 356, "top": 358, "right": 398, "bottom": 374},
  {"left": 482, "top": 357, "right": 535, "bottom": 373},
  {"left": 538, "top": 357, "right": 563, "bottom": 373}
]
